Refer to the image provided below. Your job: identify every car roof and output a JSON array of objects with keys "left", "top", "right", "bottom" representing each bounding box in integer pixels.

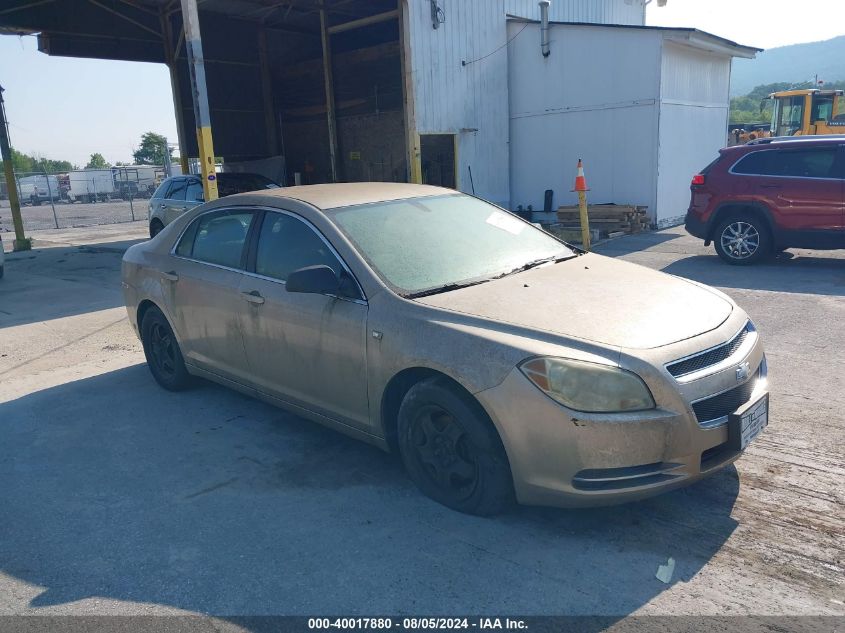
[{"left": 226, "top": 182, "right": 454, "bottom": 209}]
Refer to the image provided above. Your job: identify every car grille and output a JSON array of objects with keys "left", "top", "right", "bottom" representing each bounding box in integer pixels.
[
  {"left": 691, "top": 368, "right": 759, "bottom": 425},
  {"left": 666, "top": 322, "right": 752, "bottom": 378}
]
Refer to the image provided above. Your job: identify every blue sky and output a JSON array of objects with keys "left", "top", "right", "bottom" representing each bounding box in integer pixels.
[
  {"left": 2, "top": 0, "right": 844, "bottom": 167},
  {"left": 1, "top": 34, "right": 178, "bottom": 167}
]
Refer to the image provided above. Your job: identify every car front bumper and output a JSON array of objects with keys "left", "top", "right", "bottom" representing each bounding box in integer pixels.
[{"left": 475, "top": 331, "right": 767, "bottom": 508}]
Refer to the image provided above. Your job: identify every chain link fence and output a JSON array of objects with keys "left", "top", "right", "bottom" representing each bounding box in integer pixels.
[{"left": 0, "top": 166, "right": 165, "bottom": 232}]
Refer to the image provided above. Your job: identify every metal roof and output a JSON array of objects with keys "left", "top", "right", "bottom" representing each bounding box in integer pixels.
[{"left": 506, "top": 17, "right": 763, "bottom": 58}]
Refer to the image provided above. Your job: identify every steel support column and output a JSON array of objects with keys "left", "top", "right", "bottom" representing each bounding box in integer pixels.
[
  {"left": 399, "top": 0, "right": 421, "bottom": 184},
  {"left": 180, "top": 0, "right": 218, "bottom": 199},
  {"left": 320, "top": 8, "right": 339, "bottom": 183},
  {"left": 258, "top": 27, "right": 279, "bottom": 156},
  {"left": 161, "top": 10, "right": 190, "bottom": 174},
  {"left": 0, "top": 85, "right": 30, "bottom": 251}
]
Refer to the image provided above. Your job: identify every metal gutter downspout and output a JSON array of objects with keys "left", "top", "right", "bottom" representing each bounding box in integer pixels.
[{"left": 539, "top": 0, "right": 550, "bottom": 57}]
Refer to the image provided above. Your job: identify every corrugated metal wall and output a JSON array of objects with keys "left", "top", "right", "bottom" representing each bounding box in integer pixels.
[
  {"left": 506, "top": 0, "right": 645, "bottom": 25},
  {"left": 406, "top": 0, "right": 645, "bottom": 207},
  {"left": 508, "top": 23, "right": 661, "bottom": 215},
  {"left": 656, "top": 41, "right": 732, "bottom": 227}
]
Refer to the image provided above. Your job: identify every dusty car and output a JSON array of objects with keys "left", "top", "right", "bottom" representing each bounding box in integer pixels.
[{"left": 122, "top": 183, "right": 768, "bottom": 515}]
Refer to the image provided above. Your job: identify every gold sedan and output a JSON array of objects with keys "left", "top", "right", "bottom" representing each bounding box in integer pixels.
[{"left": 122, "top": 183, "right": 768, "bottom": 515}]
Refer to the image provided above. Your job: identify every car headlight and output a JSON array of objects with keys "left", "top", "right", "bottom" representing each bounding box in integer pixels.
[{"left": 519, "top": 357, "right": 655, "bottom": 413}]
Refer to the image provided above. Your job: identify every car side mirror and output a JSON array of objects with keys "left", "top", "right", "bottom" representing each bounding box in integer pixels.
[{"left": 286, "top": 265, "right": 340, "bottom": 295}]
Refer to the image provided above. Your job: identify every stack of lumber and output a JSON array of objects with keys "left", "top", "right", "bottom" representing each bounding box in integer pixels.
[{"left": 554, "top": 204, "right": 651, "bottom": 238}]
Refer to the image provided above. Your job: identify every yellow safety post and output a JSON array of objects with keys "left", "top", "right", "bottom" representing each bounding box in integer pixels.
[
  {"left": 0, "top": 85, "right": 30, "bottom": 251},
  {"left": 180, "top": 0, "right": 219, "bottom": 201},
  {"left": 572, "top": 158, "right": 591, "bottom": 251}
]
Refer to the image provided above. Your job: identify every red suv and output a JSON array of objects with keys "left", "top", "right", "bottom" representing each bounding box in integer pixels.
[{"left": 685, "top": 136, "right": 845, "bottom": 264}]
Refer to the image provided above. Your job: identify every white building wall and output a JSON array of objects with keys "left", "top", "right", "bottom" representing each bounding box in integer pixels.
[
  {"left": 406, "top": 0, "right": 645, "bottom": 208},
  {"left": 655, "top": 41, "right": 732, "bottom": 227},
  {"left": 508, "top": 23, "right": 661, "bottom": 214},
  {"left": 506, "top": 0, "right": 645, "bottom": 24}
]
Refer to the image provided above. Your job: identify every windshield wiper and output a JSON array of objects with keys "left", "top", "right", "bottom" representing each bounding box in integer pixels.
[
  {"left": 493, "top": 254, "right": 577, "bottom": 280},
  {"left": 404, "top": 278, "right": 492, "bottom": 299}
]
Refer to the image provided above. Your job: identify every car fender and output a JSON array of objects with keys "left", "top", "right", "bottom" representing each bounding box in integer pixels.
[{"left": 708, "top": 199, "right": 778, "bottom": 241}]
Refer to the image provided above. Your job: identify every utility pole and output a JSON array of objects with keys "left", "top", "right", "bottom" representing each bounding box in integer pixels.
[
  {"left": 0, "top": 84, "right": 30, "bottom": 251},
  {"left": 180, "top": 0, "right": 219, "bottom": 202}
]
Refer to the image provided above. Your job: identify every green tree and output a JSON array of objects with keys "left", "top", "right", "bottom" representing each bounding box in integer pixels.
[
  {"left": 0, "top": 150, "right": 75, "bottom": 175},
  {"left": 85, "top": 153, "right": 110, "bottom": 169},
  {"left": 132, "top": 131, "right": 171, "bottom": 165}
]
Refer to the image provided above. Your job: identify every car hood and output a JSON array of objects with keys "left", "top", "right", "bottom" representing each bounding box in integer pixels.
[{"left": 414, "top": 253, "right": 733, "bottom": 349}]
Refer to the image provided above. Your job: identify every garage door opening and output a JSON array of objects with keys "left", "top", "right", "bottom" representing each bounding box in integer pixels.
[
  {"left": 420, "top": 134, "right": 456, "bottom": 189},
  {"left": 272, "top": 15, "right": 407, "bottom": 186}
]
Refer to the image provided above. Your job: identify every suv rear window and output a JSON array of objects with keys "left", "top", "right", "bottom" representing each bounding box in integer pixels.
[{"left": 733, "top": 148, "right": 838, "bottom": 179}]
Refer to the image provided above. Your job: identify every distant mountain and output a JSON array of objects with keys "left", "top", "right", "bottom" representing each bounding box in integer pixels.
[{"left": 730, "top": 36, "right": 845, "bottom": 96}]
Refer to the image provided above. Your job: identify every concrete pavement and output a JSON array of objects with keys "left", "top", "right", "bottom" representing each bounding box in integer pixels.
[{"left": 0, "top": 223, "right": 842, "bottom": 619}]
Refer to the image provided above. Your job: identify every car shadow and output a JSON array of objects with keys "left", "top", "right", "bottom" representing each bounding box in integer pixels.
[
  {"left": 0, "top": 239, "right": 144, "bottom": 328},
  {"left": 0, "top": 364, "right": 739, "bottom": 623},
  {"left": 661, "top": 252, "right": 845, "bottom": 296},
  {"left": 594, "top": 229, "right": 685, "bottom": 257}
]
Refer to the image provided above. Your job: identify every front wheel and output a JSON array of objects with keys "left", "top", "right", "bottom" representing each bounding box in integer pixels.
[
  {"left": 140, "top": 306, "right": 192, "bottom": 391},
  {"left": 398, "top": 378, "right": 515, "bottom": 516},
  {"left": 714, "top": 214, "right": 771, "bottom": 265}
]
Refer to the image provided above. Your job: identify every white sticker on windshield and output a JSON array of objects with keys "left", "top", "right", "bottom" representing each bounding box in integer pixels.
[{"left": 486, "top": 211, "right": 525, "bottom": 235}]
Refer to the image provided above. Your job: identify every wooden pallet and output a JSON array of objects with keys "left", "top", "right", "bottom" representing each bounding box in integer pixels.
[{"left": 555, "top": 204, "right": 650, "bottom": 237}]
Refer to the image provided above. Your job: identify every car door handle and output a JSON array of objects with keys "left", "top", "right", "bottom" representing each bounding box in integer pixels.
[
  {"left": 242, "top": 290, "right": 265, "bottom": 305},
  {"left": 161, "top": 270, "right": 179, "bottom": 282},
  {"left": 760, "top": 184, "right": 781, "bottom": 189}
]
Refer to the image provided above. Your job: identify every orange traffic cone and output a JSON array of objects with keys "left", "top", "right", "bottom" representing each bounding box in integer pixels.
[{"left": 572, "top": 158, "right": 589, "bottom": 192}]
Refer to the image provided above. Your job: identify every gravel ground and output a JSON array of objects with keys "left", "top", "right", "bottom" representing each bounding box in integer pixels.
[
  {"left": 0, "top": 223, "right": 842, "bottom": 622},
  {"left": 0, "top": 198, "right": 148, "bottom": 231}
]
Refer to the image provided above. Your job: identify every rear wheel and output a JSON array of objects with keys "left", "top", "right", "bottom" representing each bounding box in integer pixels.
[
  {"left": 714, "top": 213, "right": 771, "bottom": 265},
  {"left": 149, "top": 219, "right": 164, "bottom": 238},
  {"left": 398, "top": 377, "right": 514, "bottom": 516},
  {"left": 140, "top": 306, "right": 192, "bottom": 391}
]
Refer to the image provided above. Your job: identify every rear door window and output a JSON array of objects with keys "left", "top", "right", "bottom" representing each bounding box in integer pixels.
[
  {"left": 185, "top": 180, "right": 204, "bottom": 203},
  {"left": 176, "top": 210, "right": 255, "bottom": 269},
  {"left": 774, "top": 149, "right": 838, "bottom": 178},
  {"left": 167, "top": 178, "right": 188, "bottom": 201},
  {"left": 733, "top": 148, "right": 838, "bottom": 178}
]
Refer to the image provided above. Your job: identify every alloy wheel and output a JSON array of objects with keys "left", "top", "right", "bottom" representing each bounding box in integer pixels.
[{"left": 720, "top": 221, "right": 760, "bottom": 260}]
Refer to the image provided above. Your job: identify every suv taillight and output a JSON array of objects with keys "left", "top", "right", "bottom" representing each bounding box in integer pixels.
[{"left": 691, "top": 174, "right": 706, "bottom": 186}]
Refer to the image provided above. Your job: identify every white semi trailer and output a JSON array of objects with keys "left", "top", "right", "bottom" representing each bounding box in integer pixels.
[{"left": 68, "top": 169, "right": 115, "bottom": 203}]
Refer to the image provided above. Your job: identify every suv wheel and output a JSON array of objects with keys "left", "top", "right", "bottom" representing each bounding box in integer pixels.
[
  {"left": 714, "top": 214, "right": 771, "bottom": 265},
  {"left": 149, "top": 219, "right": 164, "bottom": 238}
]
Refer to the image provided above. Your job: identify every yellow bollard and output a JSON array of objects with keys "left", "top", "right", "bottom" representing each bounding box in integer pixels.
[{"left": 572, "top": 158, "right": 590, "bottom": 251}]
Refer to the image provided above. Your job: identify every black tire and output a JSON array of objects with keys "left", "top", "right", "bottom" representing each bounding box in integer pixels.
[
  {"left": 713, "top": 213, "right": 772, "bottom": 265},
  {"left": 398, "top": 377, "right": 515, "bottom": 516},
  {"left": 149, "top": 219, "right": 164, "bottom": 238},
  {"left": 140, "top": 306, "right": 192, "bottom": 391}
]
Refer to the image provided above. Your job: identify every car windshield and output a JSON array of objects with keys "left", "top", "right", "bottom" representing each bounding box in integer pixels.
[
  {"left": 217, "top": 173, "right": 280, "bottom": 196},
  {"left": 328, "top": 194, "right": 576, "bottom": 296}
]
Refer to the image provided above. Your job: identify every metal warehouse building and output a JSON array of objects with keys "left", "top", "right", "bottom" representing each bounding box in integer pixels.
[{"left": 0, "top": 0, "right": 758, "bottom": 226}]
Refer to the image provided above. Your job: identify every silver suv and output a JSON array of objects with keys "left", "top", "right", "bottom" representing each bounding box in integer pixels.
[{"left": 148, "top": 173, "right": 280, "bottom": 237}]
